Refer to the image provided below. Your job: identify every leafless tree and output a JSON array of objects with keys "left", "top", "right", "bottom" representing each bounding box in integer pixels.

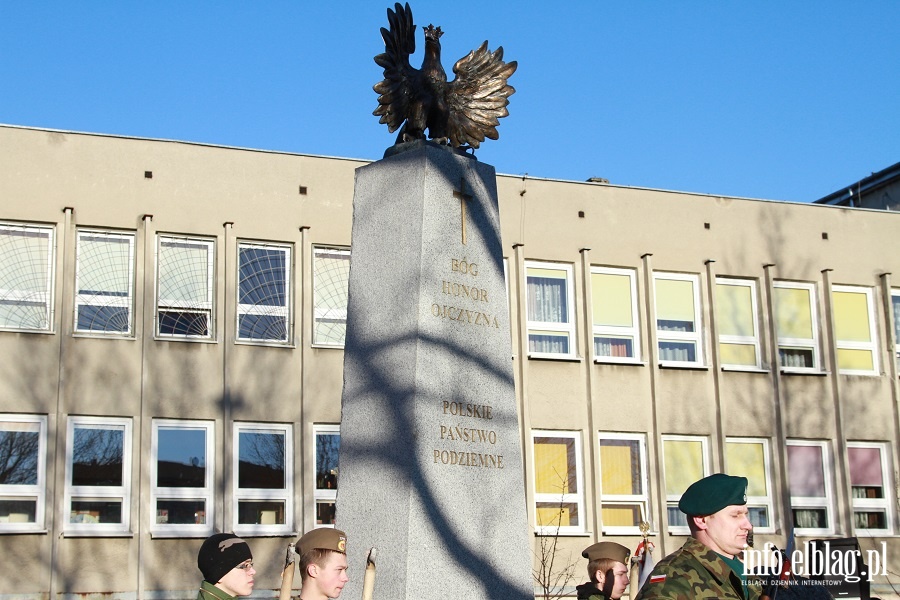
[{"left": 533, "top": 468, "right": 579, "bottom": 600}]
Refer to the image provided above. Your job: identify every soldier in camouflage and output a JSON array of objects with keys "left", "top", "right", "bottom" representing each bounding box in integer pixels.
[{"left": 634, "top": 473, "right": 761, "bottom": 600}]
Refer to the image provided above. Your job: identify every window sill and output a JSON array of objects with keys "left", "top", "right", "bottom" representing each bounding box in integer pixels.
[
  {"left": 311, "top": 343, "right": 345, "bottom": 350},
  {"left": 533, "top": 530, "right": 592, "bottom": 537},
  {"left": 0, "top": 528, "right": 48, "bottom": 535},
  {"left": 659, "top": 363, "right": 709, "bottom": 371},
  {"left": 234, "top": 531, "right": 300, "bottom": 538},
  {"left": 73, "top": 332, "right": 136, "bottom": 340},
  {"left": 594, "top": 359, "right": 647, "bottom": 367},
  {"left": 150, "top": 530, "right": 215, "bottom": 539},
  {"left": 780, "top": 369, "right": 829, "bottom": 376},
  {"left": 234, "top": 339, "right": 296, "bottom": 349},
  {"left": 528, "top": 354, "right": 582, "bottom": 362},
  {"left": 721, "top": 366, "right": 770, "bottom": 374},
  {"left": 154, "top": 336, "right": 218, "bottom": 344},
  {"left": 602, "top": 529, "right": 659, "bottom": 536},
  {"left": 62, "top": 531, "right": 135, "bottom": 538}
]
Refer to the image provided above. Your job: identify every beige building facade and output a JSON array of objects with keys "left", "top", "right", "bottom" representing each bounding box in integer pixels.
[{"left": 1, "top": 124, "right": 899, "bottom": 599}]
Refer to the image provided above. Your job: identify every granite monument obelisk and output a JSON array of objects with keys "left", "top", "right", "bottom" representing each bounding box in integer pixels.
[{"left": 335, "top": 4, "right": 530, "bottom": 599}]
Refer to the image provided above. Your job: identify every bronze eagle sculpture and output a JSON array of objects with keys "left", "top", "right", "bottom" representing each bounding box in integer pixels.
[{"left": 373, "top": 3, "right": 517, "bottom": 150}]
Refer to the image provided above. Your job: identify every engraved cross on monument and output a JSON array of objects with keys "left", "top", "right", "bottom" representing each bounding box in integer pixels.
[
  {"left": 335, "top": 142, "right": 532, "bottom": 600},
  {"left": 453, "top": 176, "right": 472, "bottom": 245}
]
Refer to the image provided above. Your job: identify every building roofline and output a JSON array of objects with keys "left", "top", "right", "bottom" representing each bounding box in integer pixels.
[
  {"left": 3, "top": 122, "right": 899, "bottom": 215},
  {"left": 814, "top": 160, "right": 900, "bottom": 206},
  {"left": 0, "top": 122, "right": 372, "bottom": 165}
]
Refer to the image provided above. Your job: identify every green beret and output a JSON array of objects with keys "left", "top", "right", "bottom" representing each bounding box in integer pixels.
[
  {"left": 678, "top": 473, "right": 748, "bottom": 516},
  {"left": 582, "top": 541, "right": 631, "bottom": 564},
  {"left": 296, "top": 528, "right": 347, "bottom": 556}
]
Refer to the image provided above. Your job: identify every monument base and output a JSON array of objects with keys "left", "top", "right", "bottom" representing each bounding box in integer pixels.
[{"left": 335, "top": 144, "right": 533, "bottom": 600}]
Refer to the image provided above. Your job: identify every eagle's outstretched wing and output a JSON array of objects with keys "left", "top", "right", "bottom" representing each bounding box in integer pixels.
[
  {"left": 373, "top": 2, "right": 418, "bottom": 134},
  {"left": 446, "top": 42, "right": 517, "bottom": 149}
]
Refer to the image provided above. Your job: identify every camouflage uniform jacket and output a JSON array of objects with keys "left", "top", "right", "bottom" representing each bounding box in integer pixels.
[
  {"left": 197, "top": 581, "right": 236, "bottom": 600},
  {"left": 634, "top": 538, "right": 761, "bottom": 600}
]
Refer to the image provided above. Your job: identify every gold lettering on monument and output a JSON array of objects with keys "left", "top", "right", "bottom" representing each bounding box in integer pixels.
[{"left": 430, "top": 252, "right": 505, "bottom": 467}]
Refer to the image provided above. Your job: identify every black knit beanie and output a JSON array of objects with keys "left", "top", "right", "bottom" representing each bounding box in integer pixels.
[{"left": 198, "top": 533, "right": 252, "bottom": 584}]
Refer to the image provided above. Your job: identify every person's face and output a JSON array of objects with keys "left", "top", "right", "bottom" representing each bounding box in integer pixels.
[
  {"left": 597, "top": 561, "right": 630, "bottom": 600},
  {"left": 700, "top": 505, "right": 753, "bottom": 557},
  {"left": 312, "top": 551, "right": 349, "bottom": 598},
  {"left": 216, "top": 559, "right": 255, "bottom": 597}
]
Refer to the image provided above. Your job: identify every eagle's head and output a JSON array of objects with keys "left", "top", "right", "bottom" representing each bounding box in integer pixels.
[{"left": 423, "top": 24, "right": 443, "bottom": 45}]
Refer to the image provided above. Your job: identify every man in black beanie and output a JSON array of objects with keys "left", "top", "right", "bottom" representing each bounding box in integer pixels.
[{"left": 197, "top": 532, "right": 256, "bottom": 599}]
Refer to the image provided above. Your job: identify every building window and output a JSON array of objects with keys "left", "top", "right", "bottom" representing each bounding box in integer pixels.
[
  {"left": 237, "top": 241, "right": 291, "bottom": 343},
  {"left": 892, "top": 290, "right": 900, "bottom": 371},
  {"left": 313, "top": 247, "right": 351, "bottom": 347},
  {"left": 532, "top": 431, "right": 584, "bottom": 534},
  {"left": 725, "top": 438, "right": 774, "bottom": 532},
  {"left": 64, "top": 416, "right": 132, "bottom": 534},
  {"left": 654, "top": 273, "right": 703, "bottom": 366},
  {"left": 150, "top": 419, "right": 214, "bottom": 537},
  {"left": 848, "top": 442, "right": 893, "bottom": 535},
  {"left": 773, "top": 282, "right": 820, "bottom": 371},
  {"left": 526, "top": 262, "right": 576, "bottom": 358},
  {"left": 0, "top": 222, "right": 54, "bottom": 332},
  {"left": 662, "top": 435, "right": 709, "bottom": 533},
  {"left": 0, "top": 414, "right": 47, "bottom": 532},
  {"left": 715, "top": 278, "right": 761, "bottom": 369},
  {"left": 786, "top": 440, "right": 834, "bottom": 535},
  {"left": 591, "top": 267, "right": 640, "bottom": 362},
  {"left": 233, "top": 423, "right": 292, "bottom": 535},
  {"left": 832, "top": 285, "right": 878, "bottom": 375},
  {"left": 314, "top": 425, "right": 340, "bottom": 527},
  {"left": 598, "top": 433, "right": 649, "bottom": 533},
  {"left": 75, "top": 230, "right": 135, "bottom": 335},
  {"left": 156, "top": 235, "right": 215, "bottom": 339}
]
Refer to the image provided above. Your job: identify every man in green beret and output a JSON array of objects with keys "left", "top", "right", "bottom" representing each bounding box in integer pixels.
[
  {"left": 576, "top": 541, "right": 632, "bottom": 600},
  {"left": 296, "top": 527, "right": 349, "bottom": 600},
  {"left": 634, "top": 473, "right": 760, "bottom": 600}
]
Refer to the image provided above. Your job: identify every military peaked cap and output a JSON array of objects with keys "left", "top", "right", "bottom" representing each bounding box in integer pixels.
[
  {"left": 582, "top": 541, "right": 631, "bottom": 564},
  {"left": 296, "top": 527, "right": 347, "bottom": 556}
]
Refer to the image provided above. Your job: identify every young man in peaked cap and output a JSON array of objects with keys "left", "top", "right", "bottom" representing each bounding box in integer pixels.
[
  {"left": 296, "top": 527, "right": 349, "bottom": 600},
  {"left": 197, "top": 533, "right": 256, "bottom": 599},
  {"left": 576, "top": 541, "right": 632, "bottom": 600},
  {"left": 635, "top": 473, "right": 761, "bottom": 600}
]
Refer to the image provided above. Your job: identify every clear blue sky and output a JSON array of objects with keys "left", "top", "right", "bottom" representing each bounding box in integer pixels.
[{"left": 2, "top": 2, "right": 898, "bottom": 202}]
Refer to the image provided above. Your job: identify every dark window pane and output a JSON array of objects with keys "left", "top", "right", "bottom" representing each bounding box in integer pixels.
[
  {"left": 72, "top": 427, "right": 123, "bottom": 486},
  {"left": 237, "top": 500, "right": 284, "bottom": 525},
  {"left": 159, "top": 311, "right": 209, "bottom": 336},
  {"left": 594, "top": 336, "right": 634, "bottom": 358},
  {"left": 157, "top": 428, "right": 206, "bottom": 488},
  {"left": 793, "top": 508, "right": 828, "bottom": 529},
  {"left": 316, "top": 433, "right": 340, "bottom": 490},
  {"left": 749, "top": 506, "right": 769, "bottom": 528},
  {"left": 156, "top": 499, "right": 207, "bottom": 525},
  {"left": 854, "top": 510, "right": 887, "bottom": 530},
  {"left": 70, "top": 500, "right": 122, "bottom": 524},
  {"left": 0, "top": 499, "right": 37, "bottom": 523},
  {"left": 238, "top": 314, "right": 287, "bottom": 341},
  {"left": 238, "top": 431, "right": 285, "bottom": 489},
  {"left": 239, "top": 248, "right": 287, "bottom": 306},
  {"left": 77, "top": 305, "right": 130, "bottom": 332},
  {"left": 0, "top": 429, "right": 39, "bottom": 484},
  {"left": 316, "top": 501, "right": 336, "bottom": 525}
]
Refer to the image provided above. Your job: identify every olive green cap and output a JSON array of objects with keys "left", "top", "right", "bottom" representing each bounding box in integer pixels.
[
  {"left": 582, "top": 541, "right": 631, "bottom": 564},
  {"left": 296, "top": 527, "right": 347, "bottom": 556},
  {"left": 678, "top": 473, "right": 748, "bottom": 516}
]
